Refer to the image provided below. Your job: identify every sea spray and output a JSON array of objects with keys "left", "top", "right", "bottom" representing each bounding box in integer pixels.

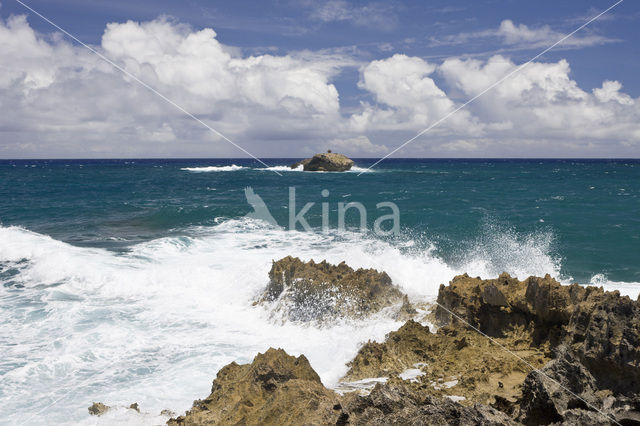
[{"left": 0, "top": 218, "right": 636, "bottom": 424}]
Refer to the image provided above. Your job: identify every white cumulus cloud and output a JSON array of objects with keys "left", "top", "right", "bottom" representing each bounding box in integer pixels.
[{"left": 0, "top": 15, "right": 638, "bottom": 159}]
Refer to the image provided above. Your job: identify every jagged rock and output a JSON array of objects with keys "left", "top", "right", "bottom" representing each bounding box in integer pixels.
[
  {"left": 341, "top": 382, "right": 519, "bottom": 425},
  {"left": 435, "top": 273, "right": 640, "bottom": 394},
  {"left": 290, "top": 152, "right": 354, "bottom": 171},
  {"left": 167, "top": 348, "right": 344, "bottom": 425},
  {"left": 515, "top": 347, "right": 602, "bottom": 425},
  {"left": 168, "top": 348, "right": 518, "bottom": 426},
  {"left": 563, "top": 288, "right": 640, "bottom": 395},
  {"left": 256, "top": 256, "right": 411, "bottom": 322},
  {"left": 604, "top": 395, "right": 640, "bottom": 425},
  {"left": 343, "top": 320, "right": 549, "bottom": 406},
  {"left": 129, "top": 402, "right": 140, "bottom": 412},
  {"left": 88, "top": 402, "right": 110, "bottom": 416}
]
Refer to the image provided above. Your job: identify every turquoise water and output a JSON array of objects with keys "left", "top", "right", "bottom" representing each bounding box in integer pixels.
[
  {"left": 0, "top": 158, "right": 638, "bottom": 424},
  {"left": 1, "top": 159, "right": 638, "bottom": 282}
]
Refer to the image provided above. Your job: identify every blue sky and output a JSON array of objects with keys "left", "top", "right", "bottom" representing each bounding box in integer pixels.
[{"left": 0, "top": 0, "right": 639, "bottom": 158}]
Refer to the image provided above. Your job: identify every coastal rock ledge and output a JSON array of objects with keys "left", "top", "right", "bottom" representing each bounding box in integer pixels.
[
  {"left": 290, "top": 152, "right": 354, "bottom": 171},
  {"left": 168, "top": 348, "right": 512, "bottom": 426},
  {"left": 94, "top": 268, "right": 640, "bottom": 425}
]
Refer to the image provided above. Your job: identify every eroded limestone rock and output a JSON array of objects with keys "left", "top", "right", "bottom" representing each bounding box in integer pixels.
[{"left": 435, "top": 273, "right": 640, "bottom": 394}]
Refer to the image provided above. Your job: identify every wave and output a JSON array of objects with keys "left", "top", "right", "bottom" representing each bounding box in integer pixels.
[
  {"left": 588, "top": 273, "right": 640, "bottom": 298},
  {"left": 181, "top": 164, "right": 245, "bottom": 172},
  {"left": 259, "top": 165, "right": 304, "bottom": 172},
  {"left": 0, "top": 221, "right": 637, "bottom": 424}
]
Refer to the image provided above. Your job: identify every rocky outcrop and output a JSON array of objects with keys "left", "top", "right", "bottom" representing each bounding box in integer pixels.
[
  {"left": 515, "top": 346, "right": 604, "bottom": 425},
  {"left": 435, "top": 273, "right": 640, "bottom": 394},
  {"left": 91, "top": 270, "right": 640, "bottom": 425},
  {"left": 168, "top": 348, "right": 343, "bottom": 425},
  {"left": 343, "top": 319, "right": 549, "bottom": 407},
  {"left": 342, "top": 272, "right": 640, "bottom": 424},
  {"left": 340, "top": 381, "right": 518, "bottom": 425},
  {"left": 256, "top": 256, "right": 411, "bottom": 322},
  {"left": 290, "top": 152, "right": 354, "bottom": 171},
  {"left": 168, "top": 347, "right": 515, "bottom": 426}
]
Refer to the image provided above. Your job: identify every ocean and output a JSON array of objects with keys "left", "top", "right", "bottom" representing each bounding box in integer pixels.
[{"left": 0, "top": 158, "right": 638, "bottom": 424}]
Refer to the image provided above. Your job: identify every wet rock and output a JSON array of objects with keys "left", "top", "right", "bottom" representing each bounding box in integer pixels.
[
  {"left": 88, "top": 402, "right": 110, "bottom": 416},
  {"left": 257, "top": 256, "right": 411, "bottom": 322},
  {"left": 290, "top": 152, "right": 354, "bottom": 172},
  {"left": 167, "top": 348, "right": 344, "bottom": 425},
  {"left": 129, "top": 402, "right": 140, "bottom": 412},
  {"left": 435, "top": 273, "right": 640, "bottom": 394},
  {"left": 161, "top": 409, "right": 176, "bottom": 417}
]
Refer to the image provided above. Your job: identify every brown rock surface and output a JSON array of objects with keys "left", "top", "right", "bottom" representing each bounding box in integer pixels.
[
  {"left": 168, "top": 348, "right": 343, "bottom": 425},
  {"left": 435, "top": 272, "right": 640, "bottom": 394},
  {"left": 257, "top": 256, "right": 411, "bottom": 322},
  {"left": 340, "top": 381, "right": 519, "bottom": 425},
  {"left": 290, "top": 152, "right": 354, "bottom": 171},
  {"left": 515, "top": 346, "right": 603, "bottom": 425},
  {"left": 168, "top": 348, "right": 517, "bottom": 426},
  {"left": 343, "top": 319, "right": 549, "bottom": 407}
]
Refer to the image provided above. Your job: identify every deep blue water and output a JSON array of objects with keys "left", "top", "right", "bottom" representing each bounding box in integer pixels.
[{"left": 1, "top": 158, "right": 638, "bottom": 283}]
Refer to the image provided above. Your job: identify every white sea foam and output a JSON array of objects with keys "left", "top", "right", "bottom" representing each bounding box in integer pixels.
[
  {"left": 259, "top": 164, "right": 304, "bottom": 172},
  {"left": 0, "top": 221, "right": 637, "bottom": 424},
  {"left": 588, "top": 273, "right": 640, "bottom": 299},
  {"left": 181, "top": 164, "right": 245, "bottom": 172}
]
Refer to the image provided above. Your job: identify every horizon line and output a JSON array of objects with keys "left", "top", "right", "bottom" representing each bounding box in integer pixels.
[{"left": 1, "top": 157, "right": 639, "bottom": 161}]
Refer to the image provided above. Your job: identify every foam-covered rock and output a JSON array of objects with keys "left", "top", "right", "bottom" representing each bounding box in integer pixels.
[{"left": 257, "top": 256, "right": 411, "bottom": 322}]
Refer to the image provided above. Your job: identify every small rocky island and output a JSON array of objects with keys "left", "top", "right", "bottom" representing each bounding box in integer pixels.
[
  {"left": 89, "top": 258, "right": 640, "bottom": 425},
  {"left": 290, "top": 151, "right": 354, "bottom": 172}
]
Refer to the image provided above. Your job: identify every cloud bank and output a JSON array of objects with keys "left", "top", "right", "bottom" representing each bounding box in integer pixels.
[{"left": 0, "top": 15, "right": 638, "bottom": 158}]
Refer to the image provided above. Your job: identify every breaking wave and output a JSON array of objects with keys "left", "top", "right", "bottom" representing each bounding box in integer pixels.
[
  {"left": 0, "top": 219, "right": 635, "bottom": 424},
  {"left": 181, "top": 165, "right": 246, "bottom": 172}
]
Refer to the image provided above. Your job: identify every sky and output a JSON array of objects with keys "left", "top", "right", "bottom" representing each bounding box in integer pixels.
[{"left": 0, "top": 0, "right": 639, "bottom": 158}]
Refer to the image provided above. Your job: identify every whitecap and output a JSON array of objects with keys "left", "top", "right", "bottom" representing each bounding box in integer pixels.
[{"left": 181, "top": 165, "right": 245, "bottom": 172}]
